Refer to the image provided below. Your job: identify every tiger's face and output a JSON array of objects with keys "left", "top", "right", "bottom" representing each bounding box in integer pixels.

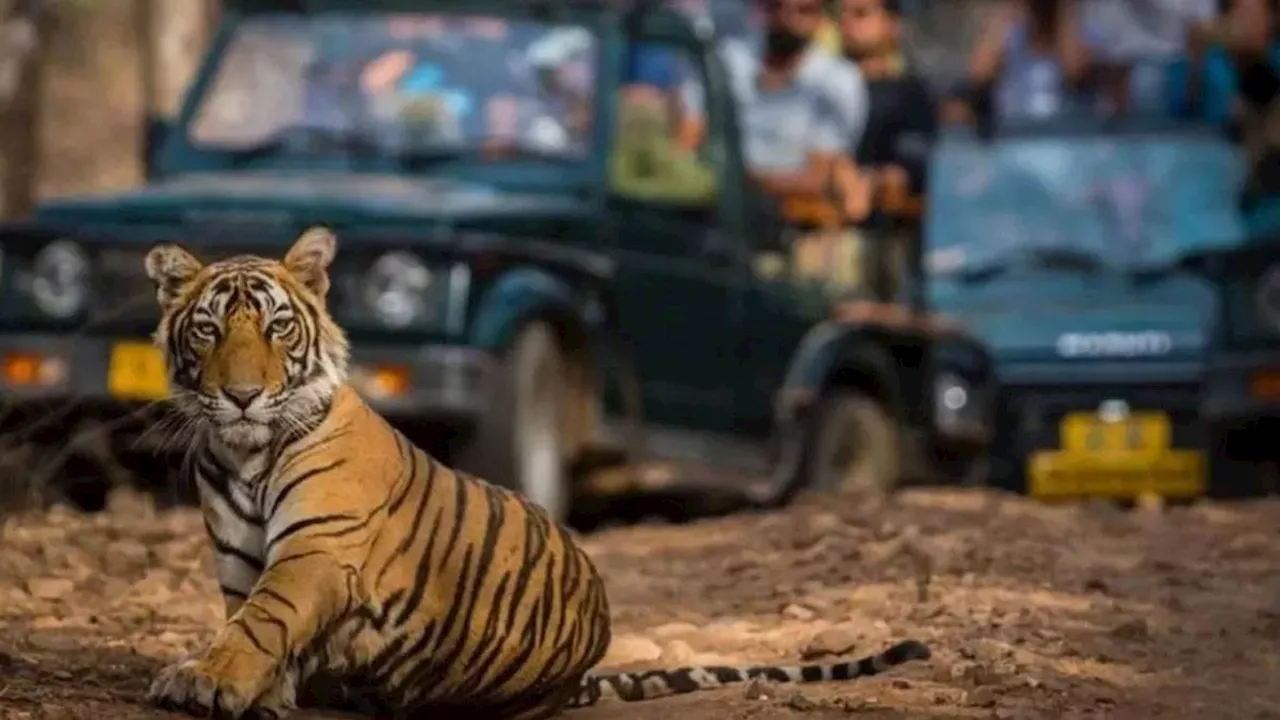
[{"left": 144, "top": 227, "right": 350, "bottom": 451}]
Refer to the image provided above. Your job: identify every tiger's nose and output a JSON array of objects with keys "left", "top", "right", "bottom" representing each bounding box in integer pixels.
[{"left": 222, "top": 385, "right": 263, "bottom": 410}]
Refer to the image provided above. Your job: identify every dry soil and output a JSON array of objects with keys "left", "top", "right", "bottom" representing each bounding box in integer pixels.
[{"left": 1, "top": 487, "right": 1279, "bottom": 720}]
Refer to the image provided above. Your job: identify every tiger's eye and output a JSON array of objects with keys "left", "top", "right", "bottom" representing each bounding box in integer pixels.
[
  {"left": 193, "top": 320, "right": 219, "bottom": 339},
  {"left": 268, "top": 317, "right": 296, "bottom": 336}
]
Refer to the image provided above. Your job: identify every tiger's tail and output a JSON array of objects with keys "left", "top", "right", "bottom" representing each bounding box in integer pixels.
[{"left": 567, "top": 639, "right": 931, "bottom": 707}]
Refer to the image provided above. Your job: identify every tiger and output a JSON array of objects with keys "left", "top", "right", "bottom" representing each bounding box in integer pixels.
[{"left": 141, "top": 226, "right": 933, "bottom": 719}]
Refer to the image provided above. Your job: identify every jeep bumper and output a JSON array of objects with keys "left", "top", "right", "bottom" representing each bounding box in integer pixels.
[
  {"left": 991, "top": 368, "right": 1206, "bottom": 497},
  {"left": 0, "top": 334, "right": 498, "bottom": 433}
]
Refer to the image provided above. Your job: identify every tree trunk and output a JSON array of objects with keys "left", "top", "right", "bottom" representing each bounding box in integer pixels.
[{"left": 0, "top": 0, "right": 48, "bottom": 219}]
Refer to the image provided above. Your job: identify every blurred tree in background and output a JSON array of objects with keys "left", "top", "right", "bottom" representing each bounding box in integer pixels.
[
  {"left": 0, "top": 0, "right": 215, "bottom": 219},
  {"left": 0, "top": 0, "right": 52, "bottom": 219}
]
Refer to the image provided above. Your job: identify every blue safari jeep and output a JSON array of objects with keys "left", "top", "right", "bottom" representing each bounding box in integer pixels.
[
  {"left": 0, "top": 0, "right": 993, "bottom": 522},
  {"left": 926, "top": 116, "right": 1248, "bottom": 500}
]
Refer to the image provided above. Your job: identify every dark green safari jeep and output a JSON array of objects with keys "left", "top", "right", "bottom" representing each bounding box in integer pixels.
[{"left": 0, "top": 0, "right": 992, "bottom": 522}]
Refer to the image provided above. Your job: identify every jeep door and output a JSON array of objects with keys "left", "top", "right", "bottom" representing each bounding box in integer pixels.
[{"left": 604, "top": 15, "right": 749, "bottom": 435}]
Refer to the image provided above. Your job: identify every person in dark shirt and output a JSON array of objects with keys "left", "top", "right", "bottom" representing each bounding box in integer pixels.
[
  {"left": 1190, "top": 0, "right": 1280, "bottom": 225},
  {"left": 839, "top": 0, "right": 935, "bottom": 300},
  {"left": 840, "top": 0, "right": 935, "bottom": 215}
]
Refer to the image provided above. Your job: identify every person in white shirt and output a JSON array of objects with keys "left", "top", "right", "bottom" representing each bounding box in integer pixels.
[
  {"left": 699, "top": 0, "right": 873, "bottom": 289},
  {"left": 1083, "top": 0, "right": 1220, "bottom": 113},
  {"left": 719, "top": 0, "right": 870, "bottom": 211}
]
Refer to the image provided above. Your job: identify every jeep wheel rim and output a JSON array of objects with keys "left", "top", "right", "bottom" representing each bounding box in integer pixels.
[{"left": 517, "top": 341, "right": 567, "bottom": 519}]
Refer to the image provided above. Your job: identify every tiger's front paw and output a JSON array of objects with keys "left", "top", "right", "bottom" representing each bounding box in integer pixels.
[{"left": 147, "top": 644, "right": 289, "bottom": 719}]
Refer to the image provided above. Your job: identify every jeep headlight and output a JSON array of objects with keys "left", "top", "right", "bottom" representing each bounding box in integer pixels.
[
  {"left": 30, "top": 240, "right": 89, "bottom": 319},
  {"left": 934, "top": 371, "right": 988, "bottom": 440},
  {"left": 364, "top": 251, "right": 435, "bottom": 329}
]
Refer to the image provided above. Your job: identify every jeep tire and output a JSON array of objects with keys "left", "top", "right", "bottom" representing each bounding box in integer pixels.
[
  {"left": 1208, "top": 423, "right": 1280, "bottom": 499},
  {"left": 458, "top": 321, "right": 572, "bottom": 522},
  {"left": 801, "top": 392, "right": 901, "bottom": 495}
]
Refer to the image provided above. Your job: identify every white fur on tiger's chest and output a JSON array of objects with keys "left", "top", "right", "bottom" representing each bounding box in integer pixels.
[{"left": 197, "top": 470, "right": 267, "bottom": 599}]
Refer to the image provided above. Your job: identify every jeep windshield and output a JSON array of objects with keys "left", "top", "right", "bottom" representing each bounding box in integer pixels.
[
  {"left": 925, "top": 124, "right": 1246, "bottom": 286},
  {"left": 187, "top": 13, "right": 598, "bottom": 167}
]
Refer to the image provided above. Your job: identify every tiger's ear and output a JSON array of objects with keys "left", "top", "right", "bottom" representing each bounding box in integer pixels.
[
  {"left": 284, "top": 226, "right": 337, "bottom": 297},
  {"left": 144, "top": 243, "right": 203, "bottom": 310}
]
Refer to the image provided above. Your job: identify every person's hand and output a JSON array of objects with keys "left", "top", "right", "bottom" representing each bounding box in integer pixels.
[
  {"left": 876, "top": 165, "right": 911, "bottom": 205},
  {"left": 875, "top": 164, "right": 923, "bottom": 218},
  {"left": 835, "top": 162, "right": 872, "bottom": 223},
  {"left": 941, "top": 97, "right": 975, "bottom": 126},
  {"left": 360, "top": 50, "right": 414, "bottom": 94}
]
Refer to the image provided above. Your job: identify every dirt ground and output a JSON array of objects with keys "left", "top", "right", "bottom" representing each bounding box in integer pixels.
[{"left": 0, "top": 488, "right": 1278, "bottom": 720}]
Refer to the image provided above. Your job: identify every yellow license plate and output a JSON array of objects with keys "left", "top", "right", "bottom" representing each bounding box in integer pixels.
[
  {"left": 107, "top": 342, "right": 169, "bottom": 401},
  {"left": 1029, "top": 411, "right": 1205, "bottom": 499}
]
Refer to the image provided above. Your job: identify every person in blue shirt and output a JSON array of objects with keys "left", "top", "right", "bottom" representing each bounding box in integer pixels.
[
  {"left": 627, "top": 43, "right": 684, "bottom": 90},
  {"left": 1174, "top": 0, "right": 1280, "bottom": 234},
  {"left": 1174, "top": 0, "right": 1277, "bottom": 124},
  {"left": 1084, "top": 0, "right": 1216, "bottom": 116},
  {"left": 621, "top": 41, "right": 706, "bottom": 152},
  {"left": 968, "top": 0, "right": 1103, "bottom": 125}
]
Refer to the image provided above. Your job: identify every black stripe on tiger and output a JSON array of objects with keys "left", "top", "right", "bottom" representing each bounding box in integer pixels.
[{"left": 566, "top": 639, "right": 932, "bottom": 706}]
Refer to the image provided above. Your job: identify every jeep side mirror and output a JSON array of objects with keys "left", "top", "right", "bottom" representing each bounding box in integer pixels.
[{"left": 143, "top": 115, "right": 172, "bottom": 181}]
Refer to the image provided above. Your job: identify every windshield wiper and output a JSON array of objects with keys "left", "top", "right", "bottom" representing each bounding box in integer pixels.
[
  {"left": 219, "top": 126, "right": 383, "bottom": 166},
  {"left": 1129, "top": 258, "right": 1185, "bottom": 286},
  {"left": 1022, "top": 245, "right": 1106, "bottom": 273},
  {"left": 400, "top": 145, "right": 576, "bottom": 171},
  {"left": 954, "top": 259, "right": 1010, "bottom": 284},
  {"left": 953, "top": 245, "right": 1106, "bottom": 285}
]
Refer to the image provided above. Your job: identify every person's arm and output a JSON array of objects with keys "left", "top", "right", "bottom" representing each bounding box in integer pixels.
[
  {"left": 833, "top": 156, "right": 873, "bottom": 223},
  {"left": 750, "top": 160, "right": 833, "bottom": 197},
  {"left": 1054, "top": 0, "right": 1092, "bottom": 86},
  {"left": 970, "top": 3, "right": 1017, "bottom": 86},
  {"left": 837, "top": 62, "right": 872, "bottom": 222},
  {"left": 675, "top": 71, "right": 707, "bottom": 152},
  {"left": 359, "top": 49, "right": 415, "bottom": 94}
]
